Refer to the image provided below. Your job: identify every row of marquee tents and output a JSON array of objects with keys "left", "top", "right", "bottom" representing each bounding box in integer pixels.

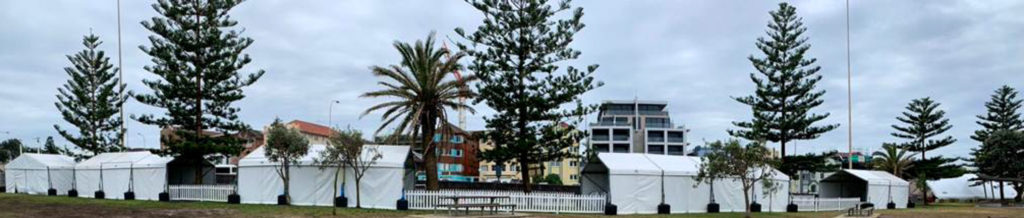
[
  {"left": 3, "top": 144, "right": 411, "bottom": 209},
  {"left": 6, "top": 144, "right": 923, "bottom": 214}
]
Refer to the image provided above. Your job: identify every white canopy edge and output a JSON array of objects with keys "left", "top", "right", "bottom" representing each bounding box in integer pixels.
[
  {"left": 239, "top": 144, "right": 409, "bottom": 168},
  {"left": 6, "top": 154, "right": 76, "bottom": 170},
  {"left": 75, "top": 151, "right": 172, "bottom": 169},
  {"left": 595, "top": 152, "right": 790, "bottom": 180}
]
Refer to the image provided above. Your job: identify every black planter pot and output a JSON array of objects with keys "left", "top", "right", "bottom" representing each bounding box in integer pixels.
[
  {"left": 887, "top": 202, "right": 896, "bottom": 209},
  {"left": 159, "top": 192, "right": 170, "bottom": 202},
  {"left": 657, "top": 203, "right": 671, "bottom": 214},
  {"left": 397, "top": 199, "right": 409, "bottom": 210},
  {"left": 604, "top": 203, "right": 617, "bottom": 215},
  {"left": 124, "top": 191, "right": 135, "bottom": 200},
  {"left": 68, "top": 189, "right": 78, "bottom": 197},
  {"left": 707, "top": 203, "right": 720, "bottom": 213},
  {"left": 48, "top": 188, "right": 58, "bottom": 196},
  {"left": 94, "top": 191, "right": 105, "bottom": 199},
  {"left": 228, "top": 194, "right": 240, "bottom": 204},
  {"left": 277, "top": 195, "right": 289, "bottom": 205},
  {"left": 907, "top": 202, "right": 915, "bottom": 208},
  {"left": 787, "top": 203, "right": 799, "bottom": 212},
  {"left": 334, "top": 196, "right": 348, "bottom": 208},
  {"left": 750, "top": 202, "right": 762, "bottom": 212}
]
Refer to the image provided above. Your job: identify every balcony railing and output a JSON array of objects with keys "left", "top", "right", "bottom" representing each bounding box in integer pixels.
[{"left": 590, "top": 122, "right": 630, "bottom": 127}]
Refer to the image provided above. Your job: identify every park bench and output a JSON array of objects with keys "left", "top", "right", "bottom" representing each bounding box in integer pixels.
[
  {"left": 434, "top": 196, "right": 516, "bottom": 216},
  {"left": 847, "top": 203, "right": 874, "bottom": 217}
]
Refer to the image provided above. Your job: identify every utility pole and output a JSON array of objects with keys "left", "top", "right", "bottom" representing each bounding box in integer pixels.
[
  {"left": 117, "top": 0, "right": 127, "bottom": 149},
  {"left": 846, "top": 0, "right": 854, "bottom": 170}
]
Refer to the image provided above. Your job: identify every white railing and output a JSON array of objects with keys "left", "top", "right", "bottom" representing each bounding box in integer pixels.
[
  {"left": 168, "top": 184, "right": 234, "bottom": 202},
  {"left": 792, "top": 197, "right": 861, "bottom": 211},
  {"left": 405, "top": 189, "right": 607, "bottom": 213}
]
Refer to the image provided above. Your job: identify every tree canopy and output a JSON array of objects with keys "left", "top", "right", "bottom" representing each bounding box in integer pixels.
[
  {"left": 455, "top": 0, "right": 601, "bottom": 192},
  {"left": 53, "top": 34, "right": 128, "bottom": 157},
  {"left": 730, "top": 2, "right": 838, "bottom": 159}
]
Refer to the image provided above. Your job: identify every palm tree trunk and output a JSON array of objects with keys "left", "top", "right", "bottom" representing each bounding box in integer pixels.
[{"left": 422, "top": 113, "right": 439, "bottom": 190}]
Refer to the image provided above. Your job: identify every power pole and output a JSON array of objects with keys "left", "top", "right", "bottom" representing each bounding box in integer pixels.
[
  {"left": 846, "top": 0, "right": 854, "bottom": 170},
  {"left": 117, "top": 0, "right": 127, "bottom": 149}
]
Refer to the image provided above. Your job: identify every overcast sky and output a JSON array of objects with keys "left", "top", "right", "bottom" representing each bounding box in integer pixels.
[{"left": 1, "top": 1, "right": 1022, "bottom": 159}]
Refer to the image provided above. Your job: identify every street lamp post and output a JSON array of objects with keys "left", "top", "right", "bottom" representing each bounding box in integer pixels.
[{"left": 328, "top": 100, "right": 341, "bottom": 128}]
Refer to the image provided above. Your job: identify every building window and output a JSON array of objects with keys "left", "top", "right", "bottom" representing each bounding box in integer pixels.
[
  {"left": 592, "top": 129, "right": 609, "bottom": 141},
  {"left": 569, "top": 161, "right": 577, "bottom": 167},
  {"left": 667, "top": 131, "right": 684, "bottom": 143},
  {"left": 569, "top": 174, "right": 578, "bottom": 180},
  {"left": 550, "top": 161, "right": 561, "bottom": 167},
  {"left": 612, "top": 129, "right": 629, "bottom": 141},
  {"left": 450, "top": 135, "right": 464, "bottom": 144},
  {"left": 667, "top": 145, "right": 685, "bottom": 156},
  {"left": 647, "top": 144, "right": 664, "bottom": 154},
  {"left": 647, "top": 131, "right": 665, "bottom": 142},
  {"left": 613, "top": 144, "right": 629, "bottom": 153}
]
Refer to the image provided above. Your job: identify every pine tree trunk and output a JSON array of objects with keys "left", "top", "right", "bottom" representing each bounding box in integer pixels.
[
  {"left": 999, "top": 181, "right": 1006, "bottom": 202},
  {"left": 520, "top": 160, "right": 532, "bottom": 193},
  {"left": 921, "top": 149, "right": 928, "bottom": 206}
]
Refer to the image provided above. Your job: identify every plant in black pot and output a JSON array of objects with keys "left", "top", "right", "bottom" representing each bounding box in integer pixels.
[
  {"left": 887, "top": 201, "right": 896, "bottom": 209},
  {"left": 335, "top": 195, "right": 348, "bottom": 208}
]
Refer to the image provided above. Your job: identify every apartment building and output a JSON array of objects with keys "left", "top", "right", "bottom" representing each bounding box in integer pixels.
[
  {"left": 588, "top": 100, "right": 689, "bottom": 155},
  {"left": 477, "top": 126, "right": 583, "bottom": 185}
]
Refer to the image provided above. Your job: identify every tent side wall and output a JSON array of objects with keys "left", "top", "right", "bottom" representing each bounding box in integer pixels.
[
  {"left": 609, "top": 173, "right": 660, "bottom": 214},
  {"left": 342, "top": 166, "right": 404, "bottom": 209}
]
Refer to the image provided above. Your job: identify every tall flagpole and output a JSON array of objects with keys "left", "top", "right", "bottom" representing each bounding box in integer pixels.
[
  {"left": 117, "top": 0, "right": 126, "bottom": 149},
  {"left": 846, "top": 0, "right": 854, "bottom": 170}
]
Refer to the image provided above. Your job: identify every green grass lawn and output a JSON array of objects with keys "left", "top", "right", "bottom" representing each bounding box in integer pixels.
[{"left": 2, "top": 193, "right": 1022, "bottom": 217}]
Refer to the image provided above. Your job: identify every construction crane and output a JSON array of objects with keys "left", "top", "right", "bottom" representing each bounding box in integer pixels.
[{"left": 442, "top": 40, "right": 467, "bottom": 131}]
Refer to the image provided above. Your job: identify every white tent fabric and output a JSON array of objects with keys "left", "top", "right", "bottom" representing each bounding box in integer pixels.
[
  {"left": 928, "top": 174, "right": 1018, "bottom": 200},
  {"left": 238, "top": 144, "right": 409, "bottom": 209},
  {"left": 819, "top": 169, "right": 909, "bottom": 209},
  {"left": 74, "top": 151, "right": 172, "bottom": 200},
  {"left": 4, "top": 154, "right": 76, "bottom": 195},
  {"left": 581, "top": 153, "right": 790, "bottom": 214}
]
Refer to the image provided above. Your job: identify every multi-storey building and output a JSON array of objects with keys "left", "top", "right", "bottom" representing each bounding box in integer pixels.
[
  {"left": 477, "top": 124, "right": 583, "bottom": 185},
  {"left": 420, "top": 123, "right": 479, "bottom": 182},
  {"left": 588, "top": 100, "right": 689, "bottom": 155}
]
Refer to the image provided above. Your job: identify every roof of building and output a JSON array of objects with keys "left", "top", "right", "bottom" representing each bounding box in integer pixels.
[
  {"left": 288, "top": 120, "right": 335, "bottom": 137},
  {"left": 823, "top": 169, "right": 909, "bottom": 186}
]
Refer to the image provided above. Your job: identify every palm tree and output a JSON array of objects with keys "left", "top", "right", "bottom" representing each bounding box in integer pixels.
[
  {"left": 872, "top": 143, "right": 914, "bottom": 178},
  {"left": 361, "top": 32, "right": 475, "bottom": 190}
]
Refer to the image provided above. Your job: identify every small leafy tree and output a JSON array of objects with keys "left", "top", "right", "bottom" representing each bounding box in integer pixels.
[
  {"left": 695, "top": 139, "right": 779, "bottom": 218},
  {"left": 264, "top": 119, "right": 309, "bottom": 205},
  {"left": 315, "top": 127, "right": 366, "bottom": 213},
  {"left": 322, "top": 129, "right": 380, "bottom": 208}
]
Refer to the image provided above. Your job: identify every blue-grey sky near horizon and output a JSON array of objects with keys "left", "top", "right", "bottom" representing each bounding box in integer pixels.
[{"left": 1, "top": 1, "right": 1022, "bottom": 160}]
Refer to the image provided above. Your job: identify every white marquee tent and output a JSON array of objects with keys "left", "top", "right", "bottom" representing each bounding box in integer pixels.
[
  {"left": 581, "top": 153, "right": 790, "bottom": 214},
  {"left": 928, "top": 174, "right": 1017, "bottom": 200},
  {"left": 819, "top": 169, "right": 909, "bottom": 209},
  {"left": 74, "top": 151, "right": 173, "bottom": 200},
  {"left": 238, "top": 144, "right": 410, "bottom": 209},
  {"left": 4, "top": 154, "right": 76, "bottom": 195}
]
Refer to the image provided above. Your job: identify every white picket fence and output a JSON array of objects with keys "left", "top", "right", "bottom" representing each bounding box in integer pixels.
[
  {"left": 792, "top": 197, "right": 861, "bottom": 211},
  {"left": 168, "top": 184, "right": 234, "bottom": 202},
  {"left": 405, "top": 189, "right": 607, "bottom": 213}
]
